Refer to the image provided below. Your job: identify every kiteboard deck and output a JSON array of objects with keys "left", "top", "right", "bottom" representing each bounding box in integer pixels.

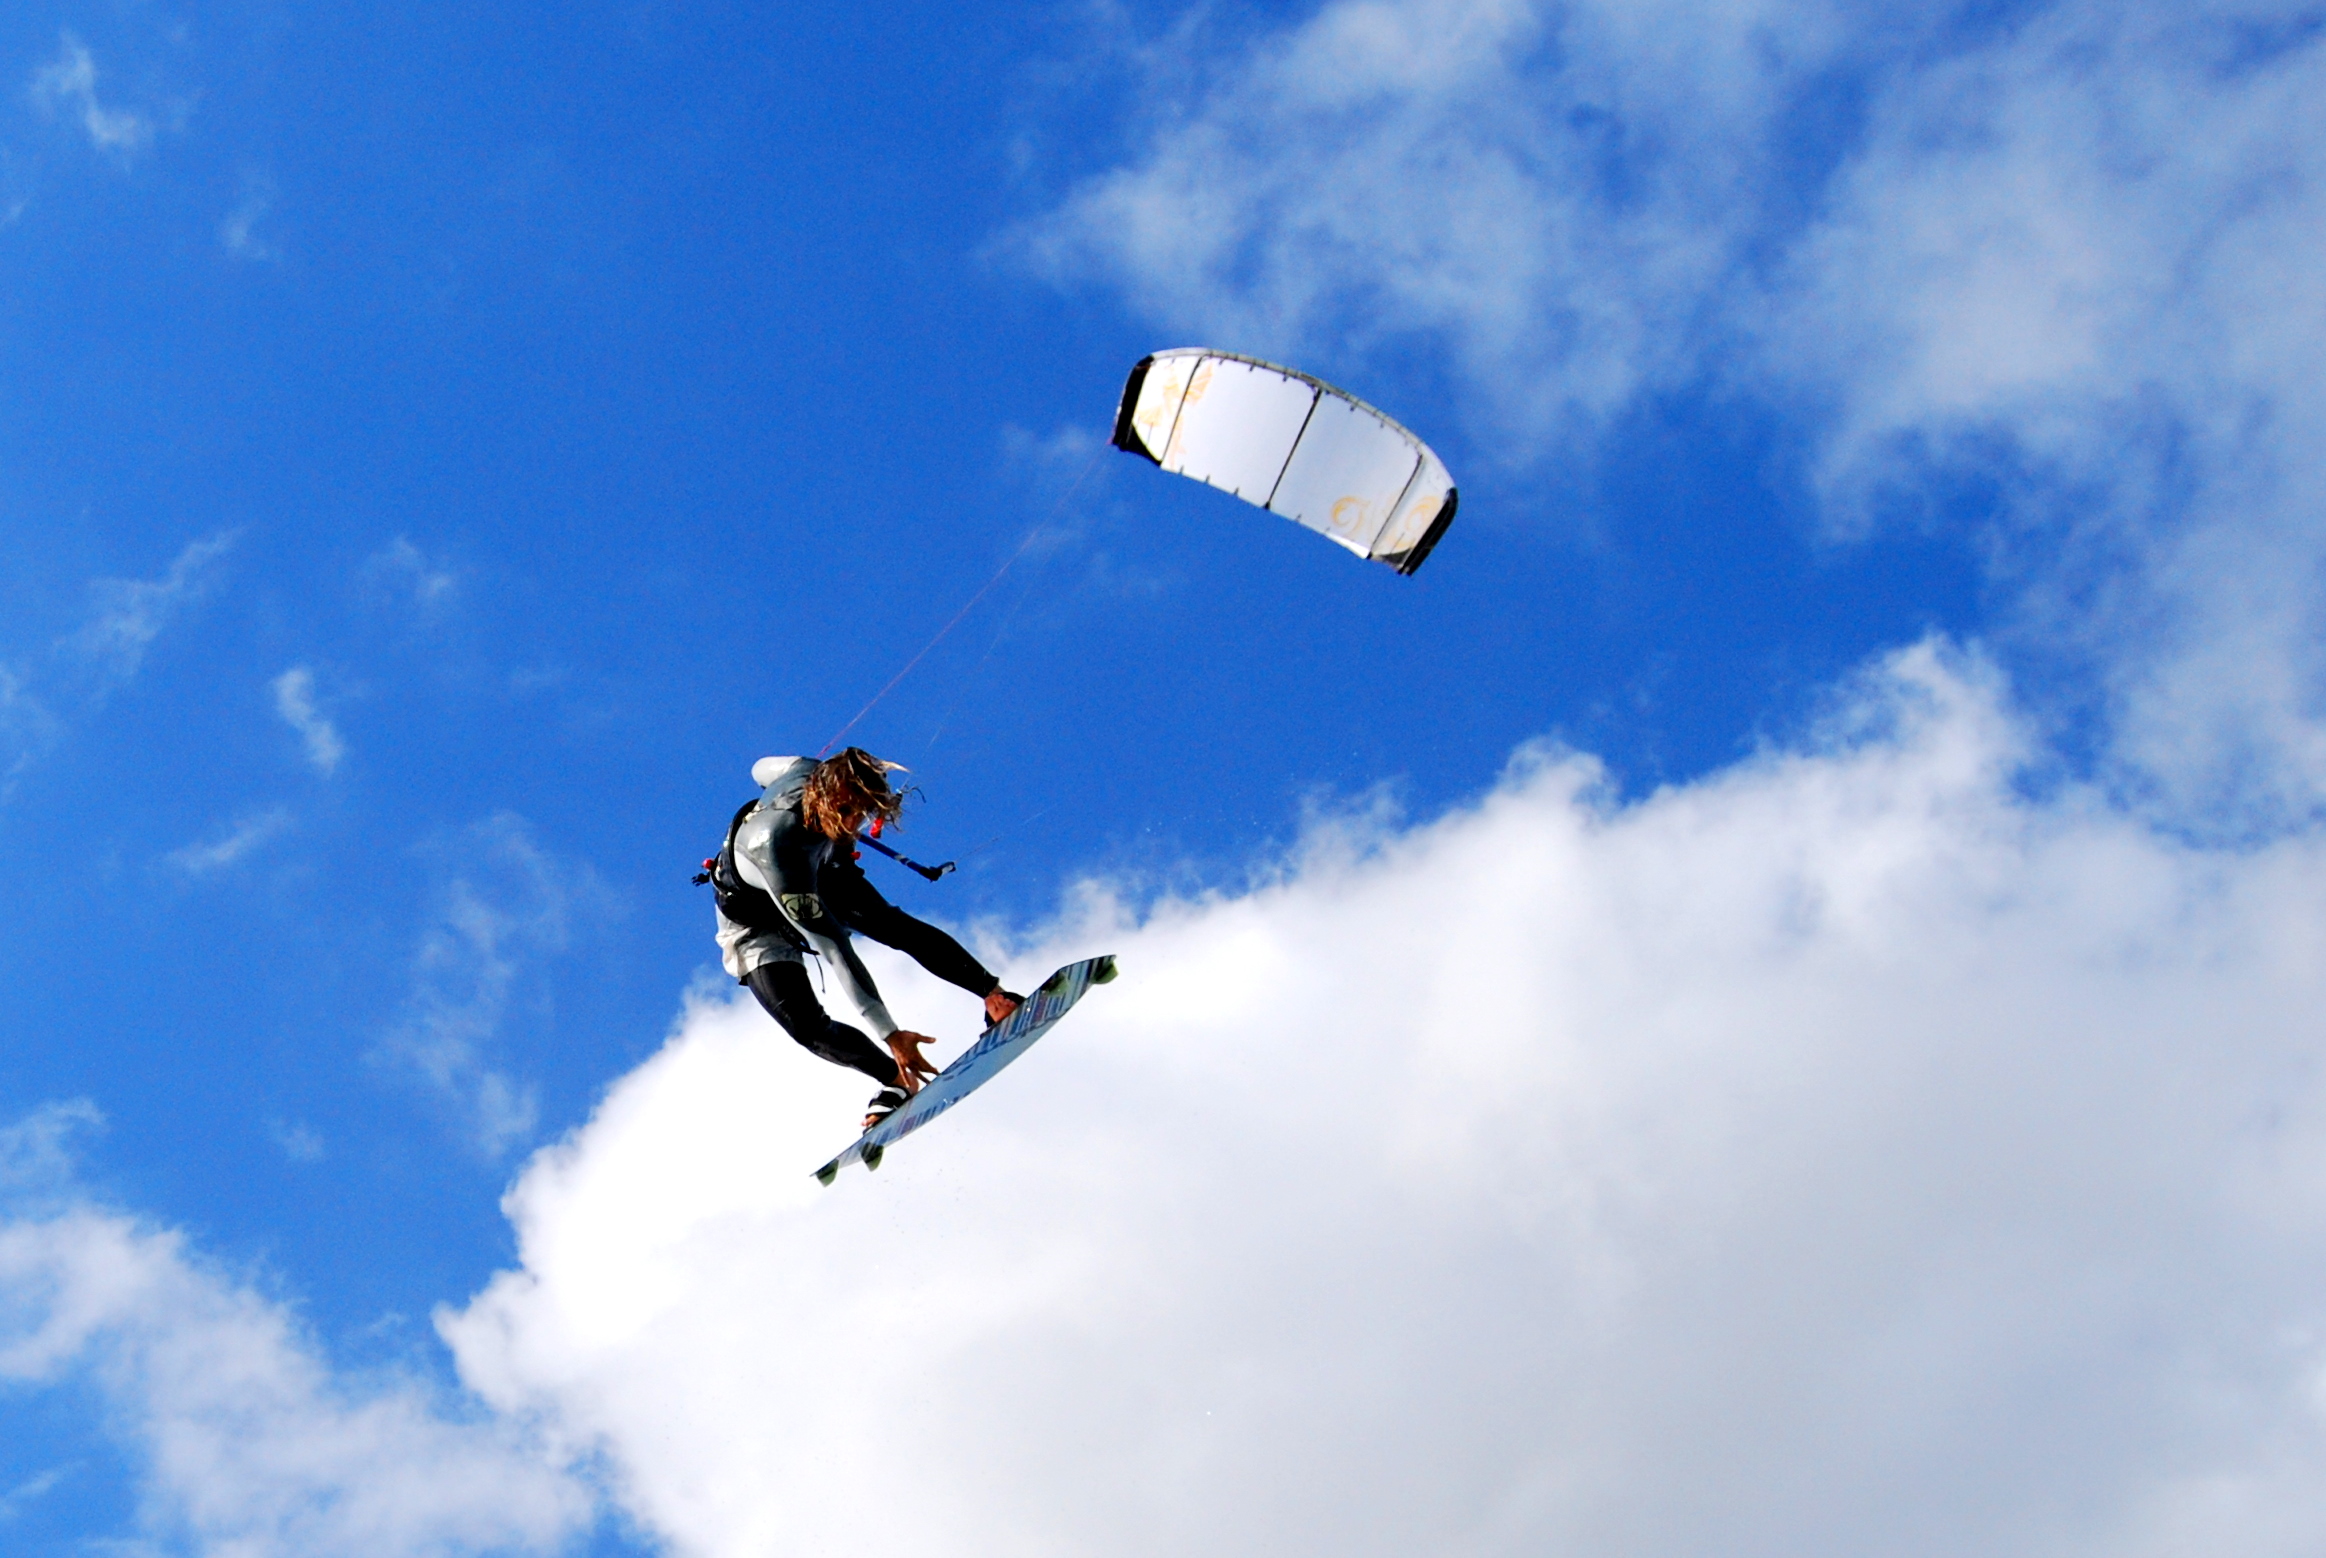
[{"left": 812, "top": 954, "right": 1118, "bottom": 1185}]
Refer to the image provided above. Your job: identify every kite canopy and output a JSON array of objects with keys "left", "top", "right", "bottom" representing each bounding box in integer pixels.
[{"left": 1110, "top": 349, "right": 1458, "bottom": 575}]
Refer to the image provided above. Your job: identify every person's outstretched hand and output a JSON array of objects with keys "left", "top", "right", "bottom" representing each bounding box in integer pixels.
[
  {"left": 889, "top": 1031, "right": 939, "bottom": 1093},
  {"left": 985, "top": 989, "right": 1022, "bottom": 1028}
]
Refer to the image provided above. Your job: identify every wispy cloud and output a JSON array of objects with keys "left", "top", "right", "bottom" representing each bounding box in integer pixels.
[
  {"left": 0, "top": 144, "right": 28, "bottom": 226},
  {"left": 0, "top": 1100, "right": 105, "bottom": 1193},
  {"left": 65, "top": 533, "right": 236, "bottom": 694},
  {"left": 220, "top": 172, "right": 279, "bottom": 261},
  {"left": 167, "top": 808, "right": 294, "bottom": 876},
  {"left": 272, "top": 667, "right": 344, "bottom": 775},
  {"left": 0, "top": 1104, "right": 592, "bottom": 1555},
  {"left": 4, "top": 538, "right": 238, "bottom": 800},
  {"left": 366, "top": 537, "right": 458, "bottom": 615},
  {"left": 1751, "top": 2, "right": 2326, "bottom": 828},
  {"left": 28, "top": 35, "right": 154, "bottom": 158},
  {"left": 270, "top": 1120, "right": 325, "bottom": 1163},
  {"left": 0, "top": 662, "right": 60, "bottom": 797},
  {"left": 1017, "top": 0, "right": 1718, "bottom": 443},
  {"left": 391, "top": 816, "right": 613, "bottom": 1155},
  {"left": 0, "top": 1465, "right": 72, "bottom": 1523}
]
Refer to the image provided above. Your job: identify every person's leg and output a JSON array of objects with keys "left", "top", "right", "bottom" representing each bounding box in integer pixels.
[
  {"left": 744, "top": 961, "right": 899, "bottom": 1086},
  {"left": 821, "top": 855, "right": 997, "bottom": 996}
]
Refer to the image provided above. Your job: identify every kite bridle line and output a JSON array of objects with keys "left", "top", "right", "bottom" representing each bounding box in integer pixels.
[{"left": 818, "top": 443, "right": 1105, "bottom": 760}]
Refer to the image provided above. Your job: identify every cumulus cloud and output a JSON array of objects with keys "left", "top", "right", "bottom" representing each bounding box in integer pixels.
[
  {"left": 166, "top": 806, "right": 295, "bottom": 875},
  {"left": 391, "top": 815, "right": 612, "bottom": 1156},
  {"left": 5, "top": 8, "right": 2310, "bottom": 1553},
  {"left": 28, "top": 36, "right": 155, "bottom": 158},
  {"left": 1024, "top": 0, "right": 2326, "bottom": 828},
  {"left": 442, "top": 644, "right": 2326, "bottom": 1557},
  {"left": 273, "top": 666, "right": 345, "bottom": 774},
  {"left": 0, "top": 1104, "right": 593, "bottom": 1556}
]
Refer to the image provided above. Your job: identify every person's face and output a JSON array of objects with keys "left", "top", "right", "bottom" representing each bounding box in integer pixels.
[{"left": 836, "top": 789, "right": 872, "bottom": 835}]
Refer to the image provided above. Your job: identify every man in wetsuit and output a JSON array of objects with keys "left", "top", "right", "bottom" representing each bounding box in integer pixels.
[{"left": 710, "top": 748, "right": 1019, "bottom": 1129}]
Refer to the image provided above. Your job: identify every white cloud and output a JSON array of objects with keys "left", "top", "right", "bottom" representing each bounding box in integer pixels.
[
  {"left": 391, "top": 815, "right": 612, "bottom": 1156},
  {"left": 66, "top": 533, "right": 236, "bottom": 693},
  {"left": 444, "top": 643, "right": 2326, "bottom": 1558},
  {"left": 0, "top": 1464, "right": 72, "bottom": 1522},
  {"left": 0, "top": 1104, "right": 593, "bottom": 1557},
  {"left": 1755, "top": 2, "right": 2326, "bottom": 828},
  {"left": 1021, "top": 0, "right": 1847, "bottom": 444},
  {"left": 273, "top": 665, "right": 345, "bottom": 775},
  {"left": 1025, "top": 0, "right": 2326, "bottom": 829},
  {"left": 166, "top": 807, "right": 294, "bottom": 875},
  {"left": 28, "top": 36, "right": 154, "bottom": 158},
  {"left": 0, "top": 1101, "right": 106, "bottom": 1192}
]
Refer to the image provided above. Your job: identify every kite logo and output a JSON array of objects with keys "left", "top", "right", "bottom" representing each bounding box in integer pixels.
[
  {"left": 1135, "top": 362, "right": 1188, "bottom": 445},
  {"left": 1181, "top": 358, "right": 1213, "bottom": 408},
  {"left": 1161, "top": 359, "right": 1215, "bottom": 468}
]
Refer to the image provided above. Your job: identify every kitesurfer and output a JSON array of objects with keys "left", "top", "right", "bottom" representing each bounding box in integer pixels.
[{"left": 709, "top": 748, "right": 1020, "bottom": 1130}]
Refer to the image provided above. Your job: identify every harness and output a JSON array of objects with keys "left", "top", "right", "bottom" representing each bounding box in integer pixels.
[
  {"left": 694, "top": 791, "right": 957, "bottom": 935},
  {"left": 694, "top": 799, "right": 805, "bottom": 947}
]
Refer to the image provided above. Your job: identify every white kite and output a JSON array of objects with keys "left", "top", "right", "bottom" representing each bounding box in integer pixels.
[{"left": 1110, "top": 349, "right": 1459, "bottom": 575}]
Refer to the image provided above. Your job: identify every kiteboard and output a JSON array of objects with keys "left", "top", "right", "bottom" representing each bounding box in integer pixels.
[{"left": 812, "top": 954, "right": 1118, "bottom": 1185}]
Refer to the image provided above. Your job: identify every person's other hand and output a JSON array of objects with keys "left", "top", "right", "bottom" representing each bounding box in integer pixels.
[
  {"left": 985, "top": 989, "right": 1022, "bottom": 1028},
  {"left": 889, "top": 1031, "right": 939, "bottom": 1092}
]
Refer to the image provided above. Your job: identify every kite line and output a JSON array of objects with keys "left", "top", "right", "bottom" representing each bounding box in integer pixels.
[{"left": 820, "top": 445, "right": 1104, "bottom": 757}]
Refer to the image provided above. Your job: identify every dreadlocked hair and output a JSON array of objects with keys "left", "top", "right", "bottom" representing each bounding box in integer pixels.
[{"left": 801, "top": 747, "right": 909, "bottom": 840}]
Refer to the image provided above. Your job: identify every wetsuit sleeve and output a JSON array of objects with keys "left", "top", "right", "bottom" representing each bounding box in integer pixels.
[
  {"left": 820, "top": 852, "right": 1000, "bottom": 997},
  {"left": 814, "top": 933, "right": 899, "bottom": 1041}
]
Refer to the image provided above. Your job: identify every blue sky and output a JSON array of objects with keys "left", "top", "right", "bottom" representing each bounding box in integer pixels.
[{"left": 5, "top": 1, "right": 2325, "bottom": 1554}]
